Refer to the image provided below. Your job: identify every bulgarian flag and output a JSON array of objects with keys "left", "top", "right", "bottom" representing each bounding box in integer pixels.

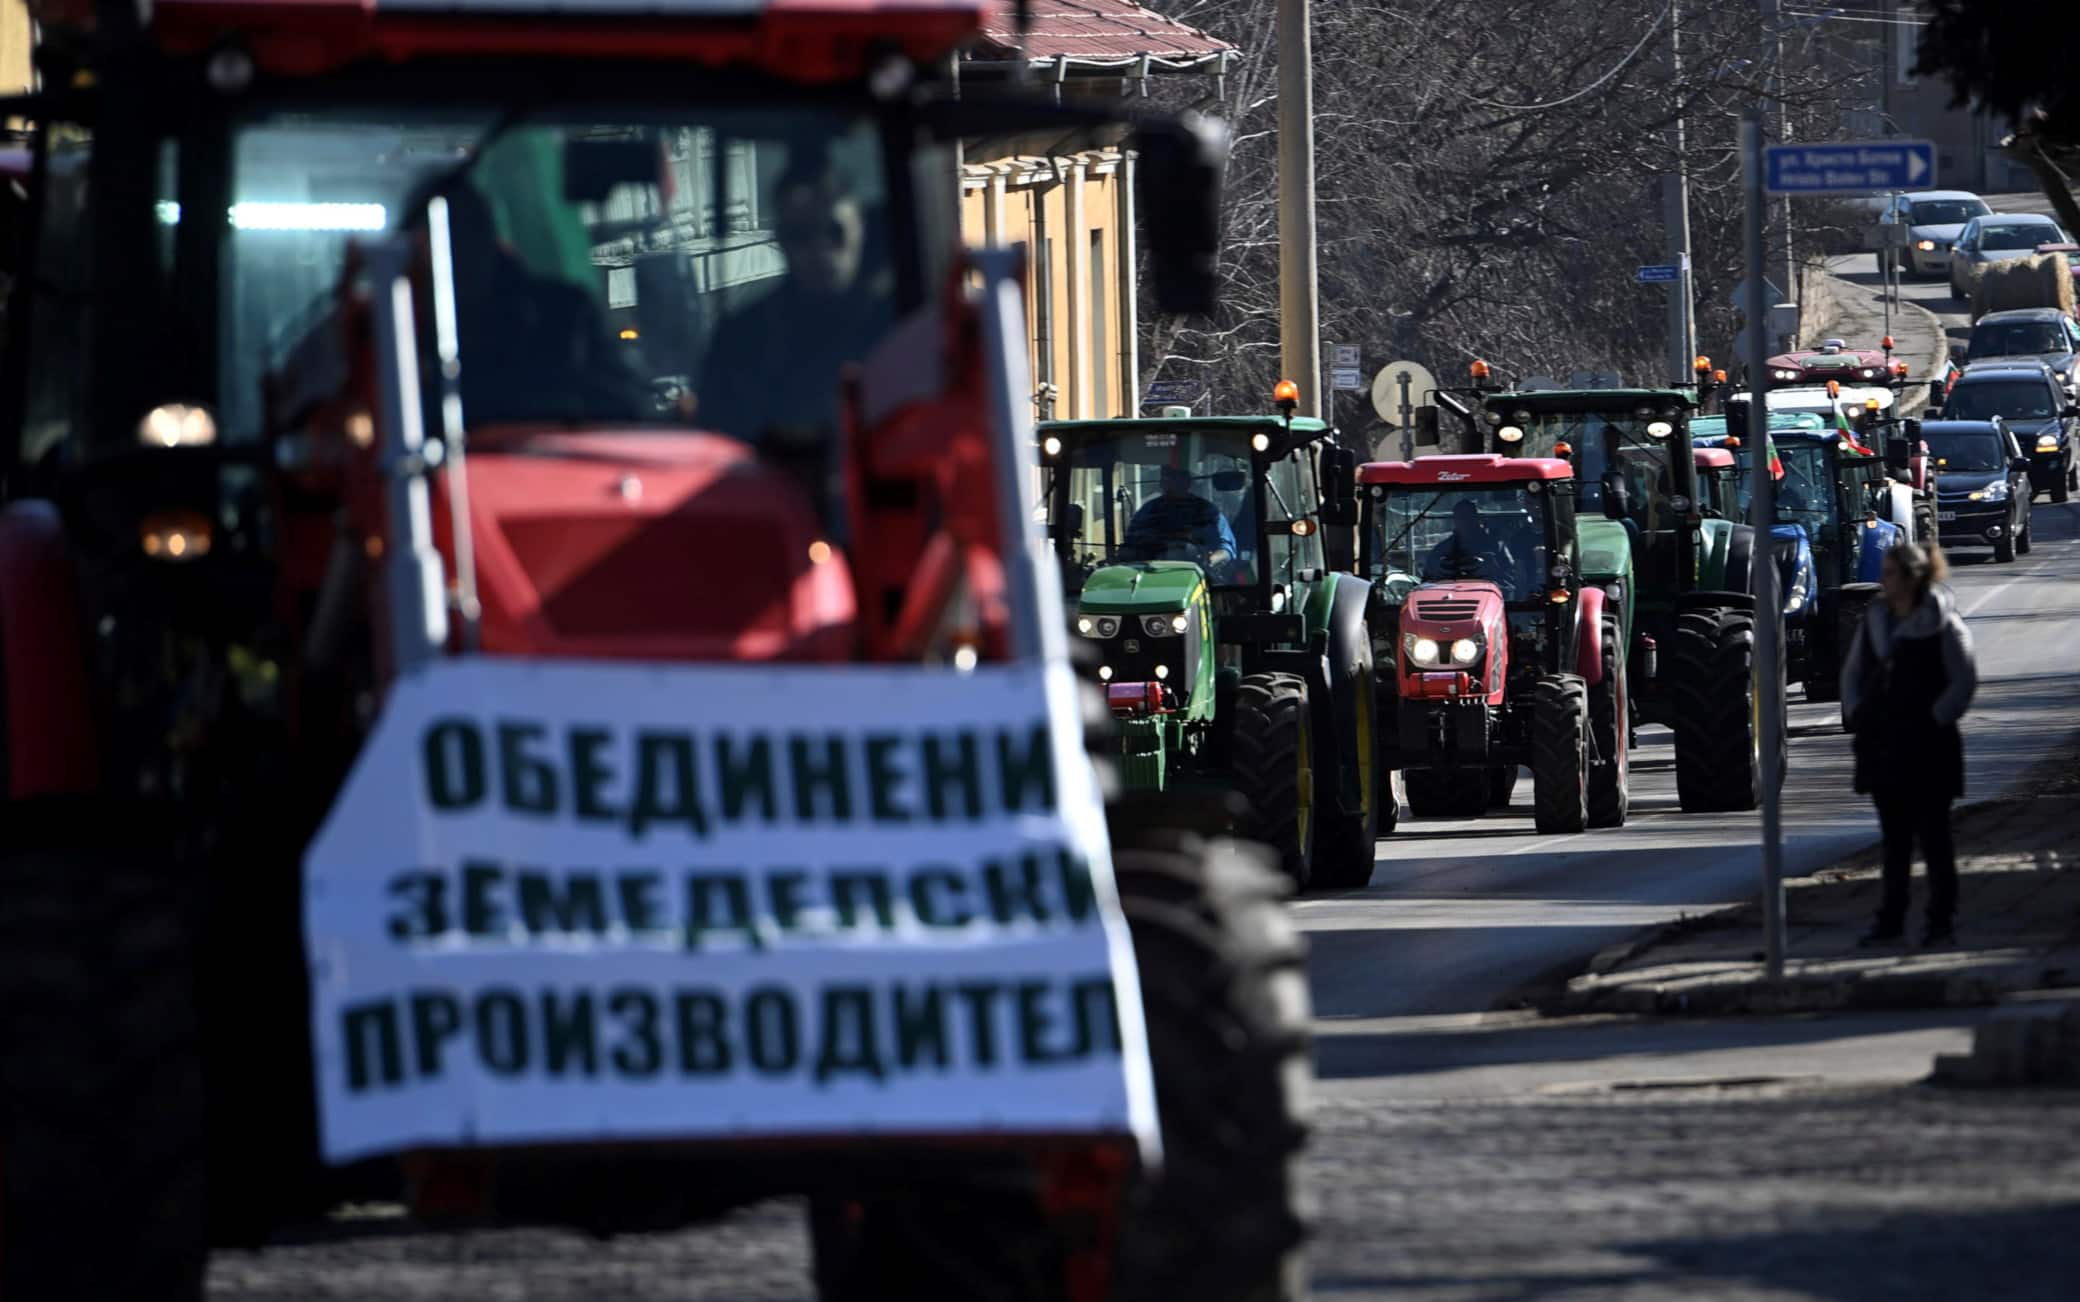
[
  {"left": 1834, "top": 403, "right": 1876, "bottom": 455},
  {"left": 1765, "top": 433, "right": 1784, "bottom": 480}
]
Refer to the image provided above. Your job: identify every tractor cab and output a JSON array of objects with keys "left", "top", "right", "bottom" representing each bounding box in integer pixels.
[{"left": 1692, "top": 446, "right": 1741, "bottom": 520}]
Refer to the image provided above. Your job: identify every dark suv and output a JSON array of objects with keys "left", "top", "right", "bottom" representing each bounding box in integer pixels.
[
  {"left": 1942, "top": 359, "right": 2080, "bottom": 502},
  {"left": 1928, "top": 418, "right": 2034, "bottom": 562},
  {"left": 1964, "top": 308, "right": 2080, "bottom": 393}
]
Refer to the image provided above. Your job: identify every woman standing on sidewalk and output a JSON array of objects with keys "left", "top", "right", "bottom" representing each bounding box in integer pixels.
[{"left": 1842, "top": 541, "right": 1979, "bottom": 946}]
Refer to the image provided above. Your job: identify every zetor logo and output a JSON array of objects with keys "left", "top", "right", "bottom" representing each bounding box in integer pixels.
[{"left": 1437, "top": 471, "right": 1472, "bottom": 481}]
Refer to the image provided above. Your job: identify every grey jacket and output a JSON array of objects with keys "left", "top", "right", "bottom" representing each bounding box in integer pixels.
[{"left": 1839, "top": 585, "right": 1978, "bottom": 727}]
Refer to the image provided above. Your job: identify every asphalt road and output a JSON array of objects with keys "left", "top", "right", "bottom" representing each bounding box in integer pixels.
[{"left": 1302, "top": 243, "right": 2080, "bottom": 1083}]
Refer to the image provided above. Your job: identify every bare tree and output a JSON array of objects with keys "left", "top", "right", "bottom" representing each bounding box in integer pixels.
[{"left": 1138, "top": 0, "right": 1874, "bottom": 427}]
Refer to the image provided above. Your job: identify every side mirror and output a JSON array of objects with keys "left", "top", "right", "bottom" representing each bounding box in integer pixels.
[
  {"left": 1600, "top": 470, "right": 1633, "bottom": 521},
  {"left": 1321, "top": 445, "right": 1357, "bottom": 505},
  {"left": 1062, "top": 500, "right": 1085, "bottom": 541},
  {"left": 1135, "top": 112, "right": 1228, "bottom": 316},
  {"left": 1883, "top": 437, "right": 1911, "bottom": 474}
]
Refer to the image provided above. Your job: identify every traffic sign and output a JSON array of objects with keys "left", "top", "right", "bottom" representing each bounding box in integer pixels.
[
  {"left": 1141, "top": 379, "right": 1202, "bottom": 406},
  {"left": 1764, "top": 139, "right": 1935, "bottom": 196},
  {"left": 1370, "top": 360, "right": 1437, "bottom": 425},
  {"left": 1636, "top": 264, "right": 1680, "bottom": 284},
  {"left": 1331, "top": 367, "right": 1363, "bottom": 392},
  {"left": 1331, "top": 343, "right": 1361, "bottom": 369}
]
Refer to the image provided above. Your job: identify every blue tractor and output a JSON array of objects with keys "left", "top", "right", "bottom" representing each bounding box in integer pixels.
[{"left": 1694, "top": 405, "right": 1903, "bottom": 712}]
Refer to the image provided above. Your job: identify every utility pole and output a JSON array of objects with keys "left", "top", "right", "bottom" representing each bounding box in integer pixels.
[
  {"left": 1276, "top": 0, "right": 1321, "bottom": 418},
  {"left": 1741, "top": 110, "right": 1786, "bottom": 983},
  {"left": 1760, "top": 0, "right": 1795, "bottom": 349},
  {"left": 1664, "top": 0, "right": 1696, "bottom": 384}
]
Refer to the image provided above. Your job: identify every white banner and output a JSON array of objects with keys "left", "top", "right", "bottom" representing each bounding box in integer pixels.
[{"left": 304, "top": 658, "right": 1154, "bottom": 1163}]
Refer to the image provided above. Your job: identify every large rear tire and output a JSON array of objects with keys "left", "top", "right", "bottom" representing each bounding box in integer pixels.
[
  {"left": 1108, "top": 829, "right": 1312, "bottom": 1302},
  {"left": 1403, "top": 767, "right": 1487, "bottom": 819},
  {"left": 0, "top": 814, "right": 208, "bottom": 1302},
  {"left": 1230, "top": 673, "right": 1316, "bottom": 890},
  {"left": 1531, "top": 674, "right": 1590, "bottom": 834},
  {"left": 1586, "top": 614, "right": 1628, "bottom": 829},
  {"left": 1312, "top": 638, "right": 1380, "bottom": 891},
  {"left": 1672, "top": 605, "right": 1763, "bottom": 813}
]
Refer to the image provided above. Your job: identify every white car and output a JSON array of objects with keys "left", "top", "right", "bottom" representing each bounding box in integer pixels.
[{"left": 1876, "top": 190, "right": 1990, "bottom": 277}]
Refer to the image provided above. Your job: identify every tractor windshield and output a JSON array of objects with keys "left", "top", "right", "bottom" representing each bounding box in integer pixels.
[
  {"left": 1368, "top": 483, "right": 1552, "bottom": 604},
  {"left": 1733, "top": 441, "right": 1837, "bottom": 533},
  {"left": 1053, "top": 426, "right": 1316, "bottom": 588},
  {"left": 1505, "top": 405, "right": 1683, "bottom": 594},
  {"left": 220, "top": 104, "right": 902, "bottom": 448}
]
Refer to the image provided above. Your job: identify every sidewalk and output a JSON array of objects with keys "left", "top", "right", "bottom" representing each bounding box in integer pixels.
[
  {"left": 1803, "top": 259, "right": 1950, "bottom": 417},
  {"left": 1547, "top": 763, "right": 2080, "bottom": 1018}
]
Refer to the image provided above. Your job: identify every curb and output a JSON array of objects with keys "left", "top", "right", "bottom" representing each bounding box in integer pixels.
[
  {"left": 1547, "top": 961, "right": 2059, "bottom": 1019},
  {"left": 1932, "top": 989, "right": 2080, "bottom": 1088},
  {"left": 1809, "top": 263, "right": 1950, "bottom": 418}
]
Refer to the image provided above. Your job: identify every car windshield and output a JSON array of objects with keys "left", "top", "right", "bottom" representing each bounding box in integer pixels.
[
  {"left": 1053, "top": 426, "right": 1316, "bottom": 588},
  {"left": 224, "top": 103, "right": 899, "bottom": 449},
  {"left": 1910, "top": 200, "right": 1985, "bottom": 225},
  {"left": 1968, "top": 322, "right": 2069, "bottom": 358},
  {"left": 1981, "top": 223, "right": 2061, "bottom": 251},
  {"left": 1369, "top": 484, "right": 1551, "bottom": 603},
  {"left": 1924, "top": 429, "right": 2006, "bottom": 471},
  {"left": 1947, "top": 380, "right": 2058, "bottom": 421}
]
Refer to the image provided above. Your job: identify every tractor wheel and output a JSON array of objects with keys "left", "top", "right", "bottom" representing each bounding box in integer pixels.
[
  {"left": 1230, "top": 673, "right": 1316, "bottom": 890},
  {"left": 1672, "top": 605, "right": 1764, "bottom": 813},
  {"left": 1530, "top": 675, "right": 1590, "bottom": 834},
  {"left": 1404, "top": 768, "right": 1487, "bottom": 819},
  {"left": 1312, "top": 639, "right": 1380, "bottom": 891},
  {"left": 0, "top": 811, "right": 208, "bottom": 1302},
  {"left": 1914, "top": 500, "right": 1937, "bottom": 545},
  {"left": 1486, "top": 765, "right": 1519, "bottom": 809},
  {"left": 1586, "top": 613, "right": 1629, "bottom": 829},
  {"left": 809, "top": 828, "right": 1311, "bottom": 1302},
  {"left": 1107, "top": 828, "right": 1312, "bottom": 1302}
]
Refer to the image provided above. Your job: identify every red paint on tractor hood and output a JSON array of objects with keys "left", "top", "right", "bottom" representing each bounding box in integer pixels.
[{"left": 1359, "top": 454, "right": 1573, "bottom": 486}]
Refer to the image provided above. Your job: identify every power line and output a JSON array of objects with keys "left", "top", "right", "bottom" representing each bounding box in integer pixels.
[{"left": 1468, "top": 3, "right": 1672, "bottom": 113}]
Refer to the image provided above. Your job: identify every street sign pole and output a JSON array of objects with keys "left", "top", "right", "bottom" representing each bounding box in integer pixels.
[
  {"left": 1398, "top": 373, "right": 1413, "bottom": 462},
  {"left": 1743, "top": 111, "right": 1786, "bottom": 982}
]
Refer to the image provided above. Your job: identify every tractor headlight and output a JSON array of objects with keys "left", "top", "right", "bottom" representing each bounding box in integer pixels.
[
  {"left": 2037, "top": 433, "right": 2059, "bottom": 451},
  {"left": 1449, "top": 637, "right": 1481, "bottom": 665},
  {"left": 1969, "top": 482, "right": 2008, "bottom": 502},
  {"left": 1142, "top": 614, "right": 1187, "bottom": 638},
  {"left": 1498, "top": 425, "right": 1524, "bottom": 444},
  {"left": 1078, "top": 615, "right": 1121, "bottom": 638},
  {"left": 1406, "top": 635, "right": 1441, "bottom": 667},
  {"left": 1774, "top": 368, "right": 1799, "bottom": 380},
  {"left": 1785, "top": 567, "right": 1811, "bottom": 615}
]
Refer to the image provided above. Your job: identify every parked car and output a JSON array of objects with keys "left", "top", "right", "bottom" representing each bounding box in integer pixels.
[
  {"left": 1941, "top": 358, "right": 2080, "bottom": 502},
  {"left": 1927, "top": 418, "right": 2034, "bottom": 561},
  {"left": 1949, "top": 213, "right": 2076, "bottom": 301},
  {"left": 1877, "top": 190, "right": 1990, "bottom": 276},
  {"left": 1962, "top": 308, "right": 2080, "bottom": 396}
]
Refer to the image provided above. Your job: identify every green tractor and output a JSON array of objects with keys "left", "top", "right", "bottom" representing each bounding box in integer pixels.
[
  {"left": 1042, "top": 396, "right": 1390, "bottom": 891},
  {"left": 1479, "top": 381, "right": 1777, "bottom": 813}
]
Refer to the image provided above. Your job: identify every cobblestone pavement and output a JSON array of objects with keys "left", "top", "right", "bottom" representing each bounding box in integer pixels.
[{"left": 208, "top": 1082, "right": 2080, "bottom": 1300}]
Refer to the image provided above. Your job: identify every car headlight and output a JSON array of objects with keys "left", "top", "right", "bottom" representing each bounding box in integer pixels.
[
  {"left": 1406, "top": 634, "right": 1441, "bottom": 667},
  {"left": 1078, "top": 615, "right": 1121, "bottom": 638},
  {"left": 2038, "top": 433, "right": 2060, "bottom": 451},
  {"left": 1785, "top": 567, "right": 1811, "bottom": 615},
  {"left": 1449, "top": 637, "right": 1481, "bottom": 665},
  {"left": 1969, "top": 482, "right": 2009, "bottom": 501},
  {"left": 1142, "top": 613, "right": 1188, "bottom": 637},
  {"left": 1916, "top": 239, "right": 1936, "bottom": 251}
]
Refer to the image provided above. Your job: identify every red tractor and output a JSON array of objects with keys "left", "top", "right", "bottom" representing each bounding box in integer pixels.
[
  {"left": 1358, "top": 455, "right": 1626, "bottom": 833},
  {"left": 0, "top": 1, "right": 1311, "bottom": 1298}
]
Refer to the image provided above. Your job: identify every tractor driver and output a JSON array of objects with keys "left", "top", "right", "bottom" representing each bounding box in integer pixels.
[
  {"left": 1122, "top": 464, "right": 1240, "bottom": 572},
  {"left": 692, "top": 156, "right": 890, "bottom": 456},
  {"left": 1423, "top": 499, "right": 1521, "bottom": 595},
  {"left": 437, "top": 182, "right": 649, "bottom": 427}
]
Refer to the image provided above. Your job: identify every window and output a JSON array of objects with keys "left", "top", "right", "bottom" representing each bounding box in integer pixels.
[{"left": 1947, "top": 380, "right": 2059, "bottom": 422}]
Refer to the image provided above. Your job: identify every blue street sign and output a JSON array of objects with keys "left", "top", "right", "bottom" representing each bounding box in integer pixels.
[
  {"left": 1636, "top": 264, "right": 1680, "bottom": 284},
  {"left": 1764, "top": 139, "right": 1936, "bottom": 196},
  {"left": 1142, "top": 380, "right": 1203, "bottom": 405}
]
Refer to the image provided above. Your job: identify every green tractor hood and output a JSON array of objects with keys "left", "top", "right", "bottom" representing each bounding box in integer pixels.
[{"left": 1078, "top": 561, "right": 1205, "bottom": 613}]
